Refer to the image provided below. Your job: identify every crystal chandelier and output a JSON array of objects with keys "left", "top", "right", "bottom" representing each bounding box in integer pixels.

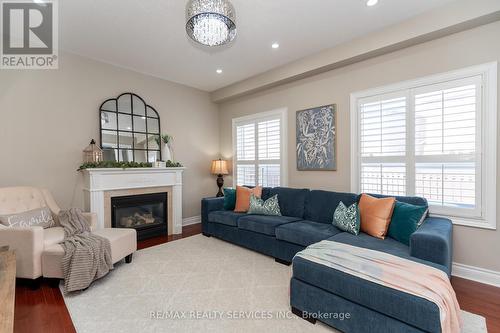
[{"left": 186, "top": 0, "right": 236, "bottom": 47}]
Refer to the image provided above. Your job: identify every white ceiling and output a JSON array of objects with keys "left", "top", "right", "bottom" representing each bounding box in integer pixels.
[{"left": 60, "top": 0, "right": 456, "bottom": 92}]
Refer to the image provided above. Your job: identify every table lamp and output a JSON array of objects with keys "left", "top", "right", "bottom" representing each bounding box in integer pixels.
[{"left": 211, "top": 159, "right": 229, "bottom": 197}]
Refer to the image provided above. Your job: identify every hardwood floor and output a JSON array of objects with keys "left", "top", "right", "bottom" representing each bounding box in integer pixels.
[
  {"left": 13, "top": 224, "right": 201, "bottom": 333},
  {"left": 452, "top": 276, "right": 500, "bottom": 332},
  {"left": 14, "top": 223, "right": 500, "bottom": 333}
]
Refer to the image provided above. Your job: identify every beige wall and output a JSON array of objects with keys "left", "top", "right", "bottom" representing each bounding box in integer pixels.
[
  {"left": 0, "top": 52, "right": 219, "bottom": 218},
  {"left": 219, "top": 21, "right": 500, "bottom": 272}
]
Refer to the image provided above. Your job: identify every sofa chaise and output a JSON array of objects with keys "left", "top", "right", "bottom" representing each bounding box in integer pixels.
[
  {"left": 0, "top": 186, "right": 137, "bottom": 288},
  {"left": 202, "top": 187, "right": 453, "bottom": 333}
]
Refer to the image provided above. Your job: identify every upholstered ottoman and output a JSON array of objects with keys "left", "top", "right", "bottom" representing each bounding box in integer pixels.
[{"left": 41, "top": 228, "right": 137, "bottom": 279}]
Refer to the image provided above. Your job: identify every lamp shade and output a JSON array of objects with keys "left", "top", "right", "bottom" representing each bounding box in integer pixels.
[{"left": 211, "top": 159, "right": 229, "bottom": 175}]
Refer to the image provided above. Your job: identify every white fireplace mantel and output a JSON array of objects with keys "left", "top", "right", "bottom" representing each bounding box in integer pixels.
[{"left": 81, "top": 167, "right": 185, "bottom": 234}]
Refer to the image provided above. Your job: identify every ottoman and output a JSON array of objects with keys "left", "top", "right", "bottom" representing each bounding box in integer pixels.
[{"left": 41, "top": 228, "right": 137, "bottom": 279}]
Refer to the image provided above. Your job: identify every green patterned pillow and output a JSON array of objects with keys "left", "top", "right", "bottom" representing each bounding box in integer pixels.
[
  {"left": 333, "top": 201, "right": 360, "bottom": 235},
  {"left": 247, "top": 194, "right": 282, "bottom": 216}
]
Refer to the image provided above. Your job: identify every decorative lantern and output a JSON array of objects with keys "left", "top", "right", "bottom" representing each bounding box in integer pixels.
[{"left": 83, "top": 139, "right": 103, "bottom": 163}]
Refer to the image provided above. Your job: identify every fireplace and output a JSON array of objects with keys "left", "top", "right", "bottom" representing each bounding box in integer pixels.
[{"left": 111, "top": 192, "right": 167, "bottom": 240}]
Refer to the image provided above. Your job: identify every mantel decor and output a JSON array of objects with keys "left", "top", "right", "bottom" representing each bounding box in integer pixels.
[
  {"left": 83, "top": 139, "right": 103, "bottom": 163},
  {"left": 78, "top": 160, "right": 182, "bottom": 171},
  {"left": 296, "top": 104, "right": 337, "bottom": 171},
  {"left": 99, "top": 93, "right": 162, "bottom": 163}
]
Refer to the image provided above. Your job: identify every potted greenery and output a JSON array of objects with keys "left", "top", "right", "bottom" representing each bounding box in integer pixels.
[{"left": 161, "top": 134, "right": 173, "bottom": 161}]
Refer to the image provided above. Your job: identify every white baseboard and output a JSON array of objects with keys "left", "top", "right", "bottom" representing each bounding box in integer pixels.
[
  {"left": 182, "top": 215, "right": 201, "bottom": 226},
  {"left": 452, "top": 262, "right": 500, "bottom": 287}
]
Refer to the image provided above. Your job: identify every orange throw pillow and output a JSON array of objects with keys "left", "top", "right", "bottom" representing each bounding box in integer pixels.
[
  {"left": 359, "top": 194, "right": 396, "bottom": 239},
  {"left": 234, "top": 186, "right": 262, "bottom": 213}
]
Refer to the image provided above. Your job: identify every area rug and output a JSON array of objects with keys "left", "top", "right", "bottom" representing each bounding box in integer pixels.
[{"left": 62, "top": 235, "right": 487, "bottom": 333}]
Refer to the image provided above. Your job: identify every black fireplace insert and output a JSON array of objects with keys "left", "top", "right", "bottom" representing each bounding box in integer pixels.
[{"left": 111, "top": 192, "right": 167, "bottom": 241}]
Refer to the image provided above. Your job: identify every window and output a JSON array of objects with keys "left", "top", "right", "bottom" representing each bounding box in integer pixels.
[
  {"left": 351, "top": 63, "right": 497, "bottom": 229},
  {"left": 232, "top": 109, "right": 287, "bottom": 188}
]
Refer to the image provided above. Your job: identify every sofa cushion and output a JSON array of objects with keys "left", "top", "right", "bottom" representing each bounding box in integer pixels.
[
  {"left": 329, "top": 232, "right": 448, "bottom": 273},
  {"left": 329, "top": 232, "right": 410, "bottom": 259},
  {"left": 43, "top": 227, "right": 136, "bottom": 278},
  {"left": 359, "top": 194, "right": 396, "bottom": 239},
  {"left": 366, "top": 193, "right": 428, "bottom": 208},
  {"left": 238, "top": 215, "right": 301, "bottom": 236},
  {"left": 235, "top": 186, "right": 262, "bottom": 212},
  {"left": 267, "top": 187, "right": 309, "bottom": 218},
  {"left": 222, "top": 188, "right": 236, "bottom": 210},
  {"left": 248, "top": 194, "right": 282, "bottom": 216},
  {"left": 333, "top": 202, "right": 360, "bottom": 235},
  {"left": 43, "top": 226, "right": 65, "bottom": 247},
  {"left": 304, "top": 190, "right": 359, "bottom": 223},
  {"left": 92, "top": 228, "right": 137, "bottom": 263},
  {"left": 388, "top": 201, "right": 428, "bottom": 246},
  {"left": 0, "top": 207, "right": 56, "bottom": 228},
  {"left": 208, "top": 211, "right": 245, "bottom": 227},
  {"left": 276, "top": 220, "right": 342, "bottom": 247}
]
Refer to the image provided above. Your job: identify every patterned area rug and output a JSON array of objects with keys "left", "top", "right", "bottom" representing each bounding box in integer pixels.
[{"left": 62, "top": 235, "right": 487, "bottom": 333}]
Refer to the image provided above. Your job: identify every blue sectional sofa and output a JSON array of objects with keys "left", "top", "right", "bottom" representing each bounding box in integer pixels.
[{"left": 201, "top": 187, "right": 453, "bottom": 333}]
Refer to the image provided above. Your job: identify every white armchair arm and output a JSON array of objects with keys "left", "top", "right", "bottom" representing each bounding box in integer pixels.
[
  {"left": 0, "top": 226, "right": 44, "bottom": 279},
  {"left": 81, "top": 212, "right": 98, "bottom": 231}
]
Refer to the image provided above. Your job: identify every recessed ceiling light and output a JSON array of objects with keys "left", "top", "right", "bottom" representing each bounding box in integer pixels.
[
  {"left": 127, "top": 127, "right": 131, "bottom": 130},
  {"left": 271, "top": 42, "right": 280, "bottom": 49},
  {"left": 366, "top": 0, "right": 378, "bottom": 6},
  {"left": 216, "top": 69, "right": 223, "bottom": 74}
]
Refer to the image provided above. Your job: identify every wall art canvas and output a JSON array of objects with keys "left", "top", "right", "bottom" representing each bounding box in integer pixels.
[{"left": 296, "top": 104, "right": 337, "bottom": 170}]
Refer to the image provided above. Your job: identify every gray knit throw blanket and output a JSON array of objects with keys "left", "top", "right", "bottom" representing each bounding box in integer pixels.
[{"left": 58, "top": 208, "right": 113, "bottom": 293}]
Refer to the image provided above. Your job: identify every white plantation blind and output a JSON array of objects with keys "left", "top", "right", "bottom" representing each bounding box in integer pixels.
[
  {"left": 414, "top": 83, "right": 477, "bottom": 156},
  {"left": 233, "top": 111, "right": 285, "bottom": 188},
  {"left": 236, "top": 124, "right": 255, "bottom": 161},
  {"left": 356, "top": 74, "right": 486, "bottom": 220},
  {"left": 360, "top": 96, "right": 406, "bottom": 157},
  {"left": 258, "top": 119, "right": 280, "bottom": 160},
  {"left": 413, "top": 79, "right": 480, "bottom": 213},
  {"left": 359, "top": 92, "right": 408, "bottom": 196}
]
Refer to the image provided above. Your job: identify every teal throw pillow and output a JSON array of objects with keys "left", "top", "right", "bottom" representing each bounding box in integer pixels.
[
  {"left": 223, "top": 188, "right": 236, "bottom": 210},
  {"left": 247, "top": 194, "right": 282, "bottom": 216},
  {"left": 333, "top": 201, "right": 360, "bottom": 235},
  {"left": 388, "top": 201, "right": 428, "bottom": 246}
]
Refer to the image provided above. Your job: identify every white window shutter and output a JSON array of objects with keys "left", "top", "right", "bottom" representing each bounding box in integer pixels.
[
  {"left": 356, "top": 75, "right": 483, "bottom": 218},
  {"left": 236, "top": 124, "right": 255, "bottom": 161},
  {"left": 360, "top": 97, "right": 406, "bottom": 157},
  {"left": 258, "top": 119, "right": 280, "bottom": 160},
  {"left": 415, "top": 84, "right": 476, "bottom": 156},
  {"left": 234, "top": 113, "right": 283, "bottom": 187}
]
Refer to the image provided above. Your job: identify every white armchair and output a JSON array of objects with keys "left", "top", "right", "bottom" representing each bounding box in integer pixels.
[{"left": 0, "top": 187, "right": 136, "bottom": 283}]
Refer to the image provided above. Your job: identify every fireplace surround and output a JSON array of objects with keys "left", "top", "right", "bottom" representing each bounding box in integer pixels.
[
  {"left": 82, "top": 167, "right": 184, "bottom": 234},
  {"left": 111, "top": 192, "right": 167, "bottom": 240}
]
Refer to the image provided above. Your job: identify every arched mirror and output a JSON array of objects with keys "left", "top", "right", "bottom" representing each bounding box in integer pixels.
[{"left": 99, "top": 93, "right": 161, "bottom": 163}]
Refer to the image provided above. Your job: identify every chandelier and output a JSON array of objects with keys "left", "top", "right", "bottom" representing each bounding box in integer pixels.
[{"left": 185, "top": 0, "right": 237, "bottom": 47}]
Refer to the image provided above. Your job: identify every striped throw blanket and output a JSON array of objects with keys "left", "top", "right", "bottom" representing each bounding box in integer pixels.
[
  {"left": 58, "top": 209, "right": 113, "bottom": 293},
  {"left": 295, "top": 241, "right": 462, "bottom": 333}
]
